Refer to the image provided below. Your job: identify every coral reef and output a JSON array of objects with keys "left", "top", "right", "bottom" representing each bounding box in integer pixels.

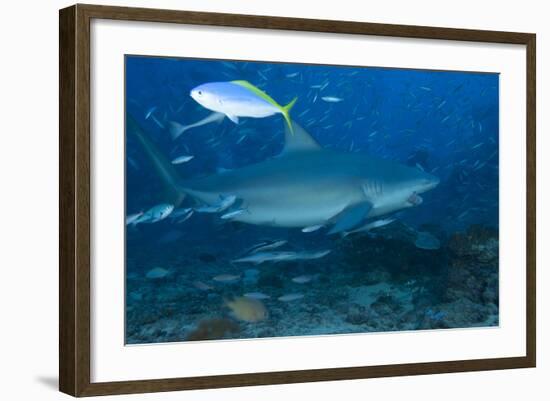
[
  {"left": 448, "top": 225, "right": 498, "bottom": 263},
  {"left": 125, "top": 223, "right": 499, "bottom": 344}
]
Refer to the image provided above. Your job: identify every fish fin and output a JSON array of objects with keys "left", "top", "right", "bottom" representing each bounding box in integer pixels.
[
  {"left": 231, "top": 80, "right": 296, "bottom": 132},
  {"left": 328, "top": 202, "right": 373, "bottom": 235},
  {"left": 282, "top": 120, "right": 322, "bottom": 154},
  {"left": 226, "top": 114, "right": 239, "bottom": 124},
  {"left": 281, "top": 97, "right": 298, "bottom": 134},
  {"left": 168, "top": 121, "right": 187, "bottom": 140},
  {"left": 127, "top": 114, "right": 186, "bottom": 206}
]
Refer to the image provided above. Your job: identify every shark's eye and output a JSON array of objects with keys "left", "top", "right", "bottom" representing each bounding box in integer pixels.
[{"left": 197, "top": 90, "right": 202, "bottom": 96}]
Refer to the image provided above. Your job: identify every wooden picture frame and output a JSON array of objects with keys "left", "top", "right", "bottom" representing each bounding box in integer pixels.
[{"left": 59, "top": 3, "right": 536, "bottom": 396}]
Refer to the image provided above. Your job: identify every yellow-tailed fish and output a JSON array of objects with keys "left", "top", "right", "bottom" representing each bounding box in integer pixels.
[{"left": 190, "top": 80, "right": 297, "bottom": 133}]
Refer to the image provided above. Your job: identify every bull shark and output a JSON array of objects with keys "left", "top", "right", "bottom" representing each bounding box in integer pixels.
[{"left": 127, "top": 115, "right": 439, "bottom": 234}]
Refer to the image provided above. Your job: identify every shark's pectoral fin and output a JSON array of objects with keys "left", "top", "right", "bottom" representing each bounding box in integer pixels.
[
  {"left": 226, "top": 114, "right": 239, "bottom": 124},
  {"left": 328, "top": 202, "right": 373, "bottom": 235}
]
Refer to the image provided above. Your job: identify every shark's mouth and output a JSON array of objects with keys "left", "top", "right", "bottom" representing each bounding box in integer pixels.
[{"left": 407, "top": 192, "right": 423, "bottom": 206}]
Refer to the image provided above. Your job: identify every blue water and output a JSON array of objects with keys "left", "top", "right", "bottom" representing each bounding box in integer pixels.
[{"left": 125, "top": 55, "right": 499, "bottom": 344}]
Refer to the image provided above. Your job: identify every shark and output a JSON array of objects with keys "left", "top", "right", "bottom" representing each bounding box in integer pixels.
[{"left": 127, "top": 114, "right": 439, "bottom": 234}]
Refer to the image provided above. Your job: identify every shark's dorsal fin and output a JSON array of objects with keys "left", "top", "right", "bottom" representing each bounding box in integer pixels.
[{"left": 282, "top": 120, "right": 322, "bottom": 154}]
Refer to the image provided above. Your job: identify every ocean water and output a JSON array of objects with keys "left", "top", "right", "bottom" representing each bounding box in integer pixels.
[{"left": 125, "top": 55, "right": 499, "bottom": 344}]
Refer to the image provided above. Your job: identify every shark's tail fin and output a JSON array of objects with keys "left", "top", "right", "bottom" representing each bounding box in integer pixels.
[{"left": 127, "top": 114, "right": 186, "bottom": 206}]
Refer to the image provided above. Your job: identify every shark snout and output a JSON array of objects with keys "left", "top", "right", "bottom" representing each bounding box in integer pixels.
[
  {"left": 415, "top": 174, "right": 440, "bottom": 194},
  {"left": 429, "top": 175, "right": 440, "bottom": 188}
]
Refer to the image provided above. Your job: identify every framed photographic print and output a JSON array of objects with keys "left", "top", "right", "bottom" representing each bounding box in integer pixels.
[{"left": 59, "top": 4, "right": 536, "bottom": 397}]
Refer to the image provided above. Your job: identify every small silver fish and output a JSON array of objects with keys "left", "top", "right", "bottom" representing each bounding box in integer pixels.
[
  {"left": 278, "top": 293, "right": 304, "bottom": 302},
  {"left": 244, "top": 292, "right": 271, "bottom": 300},
  {"left": 170, "top": 208, "right": 193, "bottom": 218},
  {"left": 193, "top": 280, "right": 213, "bottom": 291},
  {"left": 291, "top": 275, "right": 315, "bottom": 284},
  {"left": 248, "top": 240, "right": 288, "bottom": 254},
  {"left": 343, "top": 218, "right": 396, "bottom": 236},
  {"left": 145, "top": 267, "right": 170, "bottom": 279},
  {"left": 301, "top": 224, "right": 324, "bottom": 233},
  {"left": 171, "top": 155, "right": 194, "bottom": 164},
  {"left": 472, "top": 142, "right": 484, "bottom": 149},
  {"left": 473, "top": 162, "right": 487, "bottom": 171},
  {"left": 132, "top": 203, "right": 174, "bottom": 225},
  {"left": 126, "top": 212, "right": 143, "bottom": 225},
  {"left": 213, "top": 274, "right": 241, "bottom": 283},
  {"left": 457, "top": 210, "right": 469, "bottom": 219},
  {"left": 144, "top": 106, "right": 165, "bottom": 129},
  {"left": 144, "top": 106, "right": 157, "bottom": 119},
  {"left": 195, "top": 195, "right": 237, "bottom": 213},
  {"left": 127, "top": 156, "right": 140, "bottom": 171},
  {"left": 321, "top": 96, "right": 343, "bottom": 103},
  {"left": 221, "top": 209, "right": 246, "bottom": 220},
  {"left": 173, "top": 209, "right": 194, "bottom": 224},
  {"left": 233, "top": 250, "right": 330, "bottom": 265},
  {"left": 168, "top": 112, "right": 225, "bottom": 140}
]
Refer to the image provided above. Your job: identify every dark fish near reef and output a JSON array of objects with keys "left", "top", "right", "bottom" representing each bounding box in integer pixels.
[
  {"left": 127, "top": 116, "right": 439, "bottom": 234},
  {"left": 414, "top": 231, "right": 441, "bottom": 250},
  {"left": 185, "top": 318, "right": 240, "bottom": 341}
]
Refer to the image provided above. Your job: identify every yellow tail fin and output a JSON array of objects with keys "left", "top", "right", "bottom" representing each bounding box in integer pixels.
[{"left": 282, "top": 97, "right": 298, "bottom": 134}]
